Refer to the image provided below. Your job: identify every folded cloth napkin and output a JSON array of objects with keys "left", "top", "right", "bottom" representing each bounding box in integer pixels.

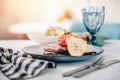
[
  {"left": 0, "top": 47, "right": 56, "bottom": 80},
  {"left": 95, "top": 34, "right": 109, "bottom": 46}
]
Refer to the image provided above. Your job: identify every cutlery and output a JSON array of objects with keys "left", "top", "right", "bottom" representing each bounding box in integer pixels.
[
  {"left": 73, "top": 59, "right": 120, "bottom": 78},
  {"left": 62, "top": 57, "right": 103, "bottom": 77}
]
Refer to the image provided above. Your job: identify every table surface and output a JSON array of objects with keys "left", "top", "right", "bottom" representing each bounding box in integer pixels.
[{"left": 0, "top": 40, "right": 120, "bottom": 80}]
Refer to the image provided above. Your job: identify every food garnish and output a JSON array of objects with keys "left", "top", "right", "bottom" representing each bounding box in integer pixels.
[{"left": 45, "top": 26, "right": 65, "bottom": 36}]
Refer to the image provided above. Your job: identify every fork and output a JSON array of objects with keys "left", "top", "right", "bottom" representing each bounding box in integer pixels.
[{"left": 62, "top": 57, "right": 103, "bottom": 77}]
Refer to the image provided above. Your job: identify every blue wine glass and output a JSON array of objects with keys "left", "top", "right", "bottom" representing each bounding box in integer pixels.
[{"left": 82, "top": 6, "right": 105, "bottom": 45}]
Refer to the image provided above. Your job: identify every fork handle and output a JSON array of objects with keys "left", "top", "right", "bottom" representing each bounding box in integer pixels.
[
  {"left": 62, "top": 65, "right": 90, "bottom": 77},
  {"left": 73, "top": 66, "right": 98, "bottom": 78}
]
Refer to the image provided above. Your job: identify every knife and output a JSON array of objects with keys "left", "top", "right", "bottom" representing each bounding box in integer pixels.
[
  {"left": 62, "top": 57, "right": 103, "bottom": 77},
  {"left": 73, "top": 59, "right": 120, "bottom": 78}
]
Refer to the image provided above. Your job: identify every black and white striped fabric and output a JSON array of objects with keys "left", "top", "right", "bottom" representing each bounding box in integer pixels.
[{"left": 0, "top": 47, "right": 56, "bottom": 80}]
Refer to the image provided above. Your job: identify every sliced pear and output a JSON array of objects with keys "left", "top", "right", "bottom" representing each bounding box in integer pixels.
[{"left": 66, "top": 36, "right": 87, "bottom": 56}]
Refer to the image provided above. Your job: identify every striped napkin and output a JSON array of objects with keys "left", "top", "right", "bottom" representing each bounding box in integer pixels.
[{"left": 0, "top": 47, "right": 56, "bottom": 80}]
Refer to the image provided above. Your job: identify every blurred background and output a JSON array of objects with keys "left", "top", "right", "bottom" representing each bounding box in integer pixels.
[{"left": 0, "top": 0, "right": 120, "bottom": 40}]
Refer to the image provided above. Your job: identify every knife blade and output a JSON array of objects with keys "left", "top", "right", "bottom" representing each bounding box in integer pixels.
[
  {"left": 73, "top": 59, "right": 120, "bottom": 78},
  {"left": 62, "top": 57, "right": 103, "bottom": 77}
]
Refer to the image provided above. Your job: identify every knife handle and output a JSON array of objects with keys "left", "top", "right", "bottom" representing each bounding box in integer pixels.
[
  {"left": 73, "top": 66, "right": 98, "bottom": 78},
  {"left": 62, "top": 65, "right": 90, "bottom": 77}
]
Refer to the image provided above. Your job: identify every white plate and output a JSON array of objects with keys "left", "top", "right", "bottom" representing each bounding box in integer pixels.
[{"left": 27, "top": 33, "right": 58, "bottom": 44}]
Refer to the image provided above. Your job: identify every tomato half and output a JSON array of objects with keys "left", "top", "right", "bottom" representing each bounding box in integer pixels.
[
  {"left": 81, "top": 36, "right": 88, "bottom": 42},
  {"left": 58, "top": 33, "right": 88, "bottom": 47},
  {"left": 58, "top": 33, "right": 73, "bottom": 47}
]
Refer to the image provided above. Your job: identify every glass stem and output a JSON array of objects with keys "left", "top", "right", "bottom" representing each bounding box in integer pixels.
[{"left": 90, "top": 34, "right": 97, "bottom": 45}]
